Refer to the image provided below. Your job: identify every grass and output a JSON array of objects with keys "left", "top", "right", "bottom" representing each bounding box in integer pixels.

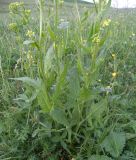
[{"left": 0, "top": 0, "right": 136, "bottom": 159}]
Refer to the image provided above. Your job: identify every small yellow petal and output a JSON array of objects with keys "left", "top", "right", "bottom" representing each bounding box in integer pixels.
[
  {"left": 112, "top": 72, "right": 117, "bottom": 78},
  {"left": 26, "top": 30, "right": 35, "bottom": 38},
  {"left": 112, "top": 54, "right": 116, "bottom": 58},
  {"left": 102, "top": 19, "right": 111, "bottom": 27}
]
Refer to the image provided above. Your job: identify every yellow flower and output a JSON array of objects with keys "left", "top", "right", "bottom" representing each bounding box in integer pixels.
[
  {"left": 26, "top": 30, "right": 35, "bottom": 38},
  {"left": 8, "top": 23, "right": 17, "bottom": 31},
  {"left": 9, "top": 2, "right": 24, "bottom": 11},
  {"left": 112, "top": 72, "right": 117, "bottom": 78},
  {"left": 92, "top": 35, "right": 100, "bottom": 44},
  {"left": 102, "top": 19, "right": 111, "bottom": 27},
  {"left": 112, "top": 53, "right": 116, "bottom": 58}
]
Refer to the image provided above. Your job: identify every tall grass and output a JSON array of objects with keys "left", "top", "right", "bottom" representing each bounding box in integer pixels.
[{"left": 0, "top": 0, "right": 136, "bottom": 159}]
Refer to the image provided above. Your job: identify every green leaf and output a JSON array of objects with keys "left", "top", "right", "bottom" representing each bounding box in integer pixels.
[
  {"left": 89, "top": 155, "right": 112, "bottom": 160},
  {"left": 52, "top": 63, "right": 68, "bottom": 102},
  {"left": 14, "top": 91, "right": 39, "bottom": 104},
  {"left": 70, "top": 106, "right": 80, "bottom": 126},
  {"left": 48, "top": 25, "right": 56, "bottom": 41},
  {"left": 37, "top": 82, "right": 52, "bottom": 112},
  {"left": 0, "top": 122, "right": 4, "bottom": 134},
  {"left": 81, "top": 10, "right": 90, "bottom": 24},
  {"left": 44, "top": 44, "right": 55, "bottom": 75},
  {"left": 10, "top": 77, "right": 52, "bottom": 112},
  {"left": 102, "top": 132, "right": 126, "bottom": 158},
  {"left": 126, "top": 133, "right": 136, "bottom": 140},
  {"left": 129, "top": 120, "right": 136, "bottom": 133},
  {"left": 68, "top": 67, "right": 80, "bottom": 99},
  {"left": 50, "top": 108, "right": 69, "bottom": 126},
  {"left": 23, "top": 40, "right": 40, "bottom": 49},
  {"left": 79, "top": 88, "right": 96, "bottom": 102},
  {"left": 9, "top": 77, "right": 41, "bottom": 89},
  {"left": 65, "top": 67, "right": 80, "bottom": 111},
  {"left": 88, "top": 99, "right": 108, "bottom": 126}
]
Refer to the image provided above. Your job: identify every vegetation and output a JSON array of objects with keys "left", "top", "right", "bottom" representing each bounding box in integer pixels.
[{"left": 0, "top": 0, "right": 136, "bottom": 159}]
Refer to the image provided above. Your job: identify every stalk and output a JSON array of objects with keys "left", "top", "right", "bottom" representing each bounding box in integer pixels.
[
  {"left": 38, "top": 0, "right": 43, "bottom": 42},
  {"left": 54, "top": 0, "right": 59, "bottom": 27},
  {"left": 37, "top": 0, "right": 44, "bottom": 79},
  {"left": 0, "top": 56, "right": 4, "bottom": 85}
]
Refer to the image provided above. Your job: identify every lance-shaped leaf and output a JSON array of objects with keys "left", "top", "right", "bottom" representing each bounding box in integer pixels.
[
  {"left": 101, "top": 132, "right": 126, "bottom": 158},
  {"left": 89, "top": 155, "right": 112, "bottom": 160},
  {"left": 50, "top": 108, "right": 69, "bottom": 126}
]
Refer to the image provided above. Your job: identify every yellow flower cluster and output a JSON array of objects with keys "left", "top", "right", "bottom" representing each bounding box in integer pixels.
[
  {"left": 26, "top": 30, "right": 35, "bottom": 38},
  {"left": 9, "top": 2, "right": 24, "bottom": 11},
  {"left": 102, "top": 19, "right": 111, "bottom": 27},
  {"left": 92, "top": 35, "right": 100, "bottom": 44},
  {"left": 8, "top": 23, "right": 17, "bottom": 31}
]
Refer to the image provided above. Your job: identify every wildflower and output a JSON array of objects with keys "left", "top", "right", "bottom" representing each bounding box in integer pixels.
[
  {"left": 112, "top": 53, "right": 116, "bottom": 59},
  {"left": 98, "top": 79, "right": 101, "bottom": 82},
  {"left": 112, "top": 72, "right": 117, "bottom": 78},
  {"left": 8, "top": 23, "right": 18, "bottom": 31},
  {"left": 102, "top": 19, "right": 111, "bottom": 27},
  {"left": 9, "top": 2, "right": 24, "bottom": 11},
  {"left": 92, "top": 35, "right": 100, "bottom": 44},
  {"left": 26, "top": 30, "right": 35, "bottom": 38}
]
